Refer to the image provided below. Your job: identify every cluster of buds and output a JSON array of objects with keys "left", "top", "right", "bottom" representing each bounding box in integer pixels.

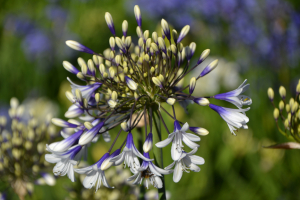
[
  {"left": 267, "top": 81, "right": 300, "bottom": 149},
  {"left": 46, "top": 5, "right": 252, "bottom": 193},
  {"left": 0, "top": 98, "right": 57, "bottom": 199}
]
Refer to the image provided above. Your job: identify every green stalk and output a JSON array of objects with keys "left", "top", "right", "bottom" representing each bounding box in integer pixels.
[
  {"left": 152, "top": 109, "right": 167, "bottom": 200},
  {"left": 137, "top": 127, "right": 146, "bottom": 200}
]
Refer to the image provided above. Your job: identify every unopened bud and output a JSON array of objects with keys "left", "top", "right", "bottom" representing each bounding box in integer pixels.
[
  {"left": 279, "top": 86, "right": 286, "bottom": 99},
  {"left": 267, "top": 88, "right": 274, "bottom": 101},
  {"left": 166, "top": 98, "right": 176, "bottom": 105},
  {"left": 273, "top": 108, "right": 279, "bottom": 120}
]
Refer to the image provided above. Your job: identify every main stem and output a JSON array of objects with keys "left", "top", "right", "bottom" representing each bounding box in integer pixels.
[
  {"left": 153, "top": 109, "right": 167, "bottom": 200},
  {"left": 137, "top": 127, "right": 146, "bottom": 200}
]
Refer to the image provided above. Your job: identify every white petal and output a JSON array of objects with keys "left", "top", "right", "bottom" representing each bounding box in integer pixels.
[
  {"left": 184, "top": 133, "right": 200, "bottom": 142},
  {"left": 155, "top": 134, "right": 174, "bottom": 148},
  {"left": 180, "top": 122, "right": 189, "bottom": 132},
  {"left": 173, "top": 163, "right": 183, "bottom": 183},
  {"left": 182, "top": 135, "right": 200, "bottom": 149},
  {"left": 190, "top": 155, "right": 205, "bottom": 165},
  {"left": 165, "top": 161, "right": 175, "bottom": 170}
]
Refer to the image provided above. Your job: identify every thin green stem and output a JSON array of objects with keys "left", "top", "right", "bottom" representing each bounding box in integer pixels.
[{"left": 153, "top": 109, "right": 167, "bottom": 200}]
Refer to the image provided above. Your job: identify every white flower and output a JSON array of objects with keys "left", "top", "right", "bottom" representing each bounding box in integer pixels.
[
  {"left": 209, "top": 104, "right": 250, "bottom": 135},
  {"left": 75, "top": 153, "right": 114, "bottom": 191},
  {"left": 127, "top": 152, "right": 172, "bottom": 189},
  {"left": 45, "top": 145, "right": 85, "bottom": 182},
  {"left": 214, "top": 79, "right": 252, "bottom": 108},
  {"left": 165, "top": 148, "right": 204, "bottom": 183},
  {"left": 111, "top": 132, "right": 152, "bottom": 173},
  {"left": 156, "top": 121, "right": 200, "bottom": 161}
]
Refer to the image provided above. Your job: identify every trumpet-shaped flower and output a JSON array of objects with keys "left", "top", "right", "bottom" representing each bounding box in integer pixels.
[
  {"left": 111, "top": 132, "right": 152, "bottom": 173},
  {"left": 165, "top": 148, "right": 204, "bottom": 183},
  {"left": 214, "top": 80, "right": 252, "bottom": 108},
  {"left": 127, "top": 152, "right": 172, "bottom": 188},
  {"left": 209, "top": 104, "right": 250, "bottom": 135},
  {"left": 156, "top": 121, "right": 200, "bottom": 161}
]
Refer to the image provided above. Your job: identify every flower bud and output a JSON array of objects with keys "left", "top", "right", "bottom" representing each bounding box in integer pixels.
[
  {"left": 189, "top": 77, "right": 196, "bottom": 94},
  {"left": 134, "top": 5, "right": 142, "bottom": 27},
  {"left": 286, "top": 104, "right": 290, "bottom": 113},
  {"left": 152, "top": 32, "right": 158, "bottom": 43},
  {"left": 125, "top": 76, "right": 138, "bottom": 90},
  {"left": 125, "top": 36, "right": 132, "bottom": 49},
  {"left": 62, "top": 61, "right": 79, "bottom": 74},
  {"left": 65, "top": 40, "right": 94, "bottom": 54},
  {"left": 199, "top": 59, "right": 218, "bottom": 77},
  {"left": 152, "top": 77, "right": 163, "bottom": 88},
  {"left": 151, "top": 43, "right": 159, "bottom": 52},
  {"left": 158, "top": 37, "right": 166, "bottom": 53},
  {"left": 279, "top": 86, "right": 286, "bottom": 99},
  {"left": 194, "top": 98, "right": 210, "bottom": 106},
  {"left": 273, "top": 108, "right": 279, "bottom": 120},
  {"left": 166, "top": 98, "right": 176, "bottom": 105},
  {"left": 279, "top": 100, "right": 284, "bottom": 111},
  {"left": 197, "top": 49, "right": 210, "bottom": 64},
  {"left": 109, "top": 37, "right": 115, "bottom": 50},
  {"left": 143, "top": 133, "right": 153, "bottom": 153},
  {"left": 267, "top": 88, "right": 274, "bottom": 101},
  {"left": 105, "top": 12, "right": 115, "bottom": 36},
  {"left": 87, "top": 59, "right": 95, "bottom": 74},
  {"left": 161, "top": 19, "right": 170, "bottom": 40},
  {"left": 111, "top": 91, "right": 118, "bottom": 101},
  {"left": 189, "top": 127, "right": 209, "bottom": 136},
  {"left": 122, "top": 20, "right": 128, "bottom": 36},
  {"left": 144, "top": 30, "right": 149, "bottom": 40},
  {"left": 84, "top": 122, "right": 93, "bottom": 130},
  {"left": 136, "top": 26, "right": 143, "bottom": 38},
  {"left": 189, "top": 42, "right": 196, "bottom": 57},
  {"left": 121, "top": 121, "right": 129, "bottom": 131},
  {"left": 177, "top": 25, "right": 190, "bottom": 43}
]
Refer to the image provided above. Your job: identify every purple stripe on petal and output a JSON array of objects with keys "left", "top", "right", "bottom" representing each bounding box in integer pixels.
[
  {"left": 125, "top": 132, "right": 133, "bottom": 149},
  {"left": 96, "top": 152, "right": 110, "bottom": 168},
  {"left": 174, "top": 120, "right": 181, "bottom": 132},
  {"left": 69, "top": 145, "right": 83, "bottom": 159}
]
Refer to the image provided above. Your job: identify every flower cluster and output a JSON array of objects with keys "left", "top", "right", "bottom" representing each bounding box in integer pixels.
[
  {"left": 46, "top": 5, "right": 252, "bottom": 192},
  {"left": 0, "top": 98, "right": 57, "bottom": 199},
  {"left": 267, "top": 81, "right": 300, "bottom": 149}
]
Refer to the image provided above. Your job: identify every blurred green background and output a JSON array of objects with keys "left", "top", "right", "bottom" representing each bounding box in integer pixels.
[{"left": 0, "top": 0, "right": 300, "bottom": 199}]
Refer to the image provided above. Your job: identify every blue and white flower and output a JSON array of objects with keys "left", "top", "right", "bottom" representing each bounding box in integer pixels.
[
  {"left": 165, "top": 148, "right": 204, "bottom": 183},
  {"left": 209, "top": 104, "right": 250, "bottom": 135},
  {"left": 45, "top": 144, "right": 84, "bottom": 182},
  {"left": 74, "top": 152, "right": 113, "bottom": 191},
  {"left": 127, "top": 152, "right": 172, "bottom": 189},
  {"left": 111, "top": 132, "right": 152, "bottom": 173},
  {"left": 156, "top": 121, "right": 200, "bottom": 161},
  {"left": 67, "top": 77, "right": 102, "bottom": 101},
  {"left": 214, "top": 79, "right": 252, "bottom": 108}
]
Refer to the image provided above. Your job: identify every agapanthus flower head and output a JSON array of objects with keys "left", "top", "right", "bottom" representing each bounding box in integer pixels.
[
  {"left": 0, "top": 97, "right": 58, "bottom": 199},
  {"left": 46, "top": 5, "right": 252, "bottom": 193}
]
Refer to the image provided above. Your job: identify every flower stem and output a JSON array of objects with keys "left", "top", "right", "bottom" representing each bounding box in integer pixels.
[
  {"left": 153, "top": 109, "right": 167, "bottom": 200},
  {"left": 137, "top": 127, "right": 146, "bottom": 200}
]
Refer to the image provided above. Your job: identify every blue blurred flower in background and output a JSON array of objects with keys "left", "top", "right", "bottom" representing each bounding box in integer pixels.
[
  {"left": 127, "top": 0, "right": 300, "bottom": 69},
  {"left": 4, "top": 4, "right": 78, "bottom": 70}
]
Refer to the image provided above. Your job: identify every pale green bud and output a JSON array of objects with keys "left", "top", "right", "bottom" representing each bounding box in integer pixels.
[
  {"left": 122, "top": 20, "right": 128, "bottom": 35},
  {"left": 284, "top": 119, "right": 289, "bottom": 129},
  {"left": 76, "top": 72, "right": 85, "bottom": 80},
  {"left": 103, "top": 72, "right": 108, "bottom": 78},
  {"left": 115, "top": 55, "right": 121, "bottom": 66},
  {"left": 108, "top": 100, "right": 117, "bottom": 108},
  {"left": 84, "top": 122, "right": 93, "bottom": 130},
  {"left": 109, "top": 67, "right": 116, "bottom": 78},
  {"left": 95, "top": 93, "right": 100, "bottom": 103},
  {"left": 146, "top": 38, "right": 151, "bottom": 50},
  {"left": 92, "top": 55, "right": 100, "bottom": 66},
  {"left": 136, "top": 26, "right": 143, "bottom": 38},
  {"left": 111, "top": 91, "right": 118, "bottom": 101},
  {"left": 286, "top": 104, "right": 290, "bottom": 113},
  {"left": 267, "top": 88, "right": 274, "bottom": 101},
  {"left": 171, "top": 44, "right": 177, "bottom": 54},
  {"left": 99, "top": 63, "right": 106, "bottom": 74},
  {"left": 273, "top": 108, "right": 279, "bottom": 120},
  {"left": 152, "top": 32, "right": 158, "bottom": 43},
  {"left": 125, "top": 36, "right": 132, "bottom": 48},
  {"left": 138, "top": 38, "right": 144, "bottom": 47},
  {"left": 87, "top": 59, "right": 95, "bottom": 74},
  {"left": 109, "top": 37, "right": 115, "bottom": 50},
  {"left": 158, "top": 37, "right": 166, "bottom": 51},
  {"left": 166, "top": 98, "right": 176, "bottom": 105},
  {"left": 144, "top": 30, "right": 149, "bottom": 40},
  {"left": 279, "top": 100, "right": 284, "bottom": 111},
  {"left": 152, "top": 77, "right": 162, "bottom": 88},
  {"left": 279, "top": 86, "right": 286, "bottom": 99},
  {"left": 151, "top": 43, "right": 159, "bottom": 52}
]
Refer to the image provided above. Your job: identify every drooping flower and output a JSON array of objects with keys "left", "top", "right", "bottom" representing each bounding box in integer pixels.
[
  {"left": 209, "top": 104, "right": 250, "bottom": 135},
  {"left": 156, "top": 121, "right": 200, "bottom": 161},
  {"left": 165, "top": 148, "right": 204, "bottom": 183},
  {"left": 127, "top": 152, "right": 172, "bottom": 188},
  {"left": 214, "top": 79, "right": 252, "bottom": 108}
]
